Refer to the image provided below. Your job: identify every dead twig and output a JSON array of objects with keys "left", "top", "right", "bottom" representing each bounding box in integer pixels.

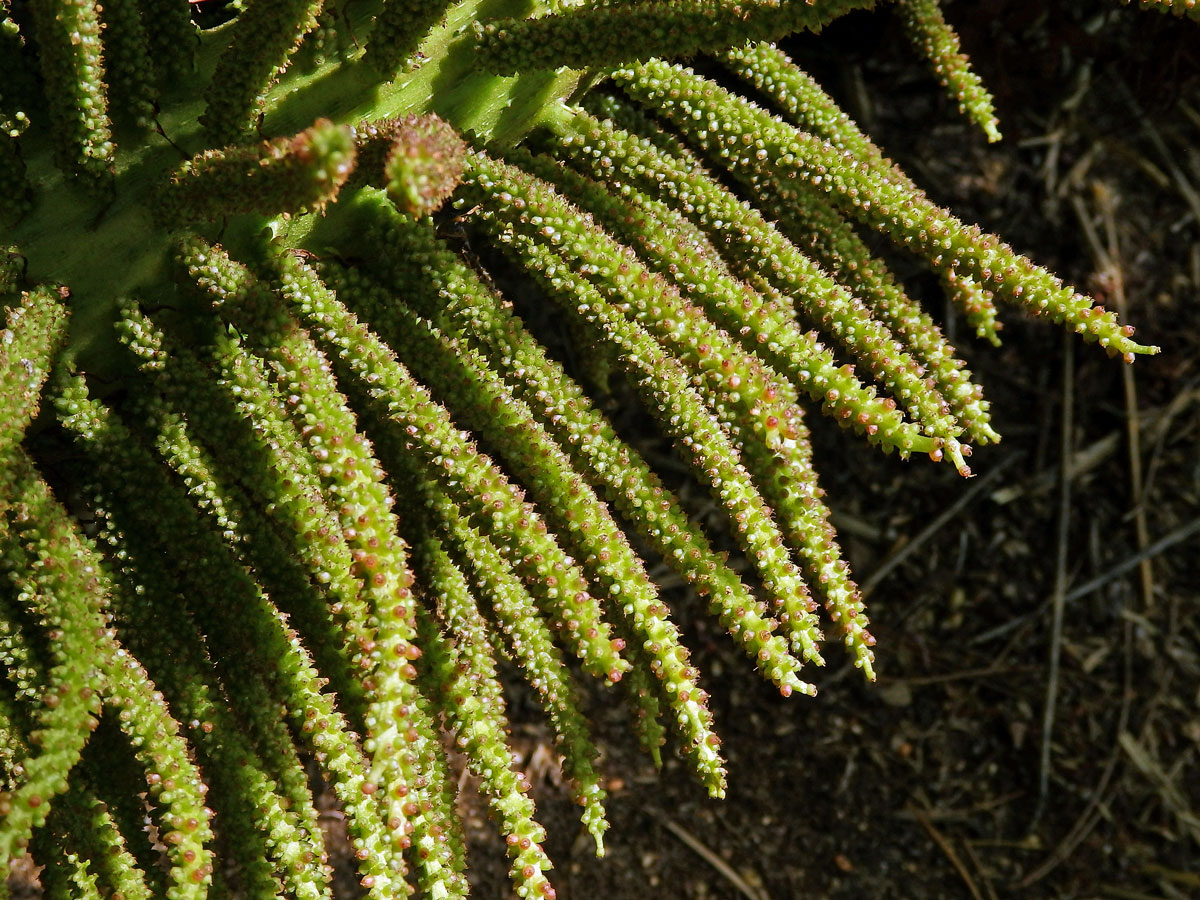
[
  {"left": 1020, "top": 186, "right": 1144, "bottom": 886},
  {"left": 1140, "top": 384, "right": 1200, "bottom": 525},
  {"left": 990, "top": 392, "right": 1199, "bottom": 507},
  {"left": 1115, "top": 77, "right": 1200, "bottom": 226},
  {"left": 969, "top": 458, "right": 1200, "bottom": 650},
  {"left": 647, "top": 809, "right": 771, "bottom": 900},
  {"left": 1139, "top": 864, "right": 1200, "bottom": 889},
  {"left": 1018, "top": 610, "right": 1133, "bottom": 888},
  {"left": 912, "top": 809, "right": 985, "bottom": 900},
  {"left": 1063, "top": 516, "right": 1200, "bottom": 605},
  {"left": 893, "top": 791, "right": 1023, "bottom": 822},
  {"left": 1029, "top": 333, "right": 1075, "bottom": 833},
  {"left": 1099, "top": 888, "right": 1172, "bottom": 900},
  {"left": 1081, "top": 184, "right": 1156, "bottom": 612},
  {"left": 961, "top": 839, "right": 1000, "bottom": 900},
  {"left": 1119, "top": 732, "right": 1200, "bottom": 845},
  {"left": 897, "top": 665, "right": 1031, "bottom": 686}
]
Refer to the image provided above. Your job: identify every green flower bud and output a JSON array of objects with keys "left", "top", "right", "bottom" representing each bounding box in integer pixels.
[
  {"left": 376, "top": 114, "right": 468, "bottom": 217},
  {"left": 158, "top": 119, "right": 356, "bottom": 224}
]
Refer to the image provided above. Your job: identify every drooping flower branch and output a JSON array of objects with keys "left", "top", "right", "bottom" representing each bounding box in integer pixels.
[
  {"left": 895, "top": 0, "right": 1002, "bottom": 142},
  {"left": 612, "top": 59, "right": 1155, "bottom": 363}
]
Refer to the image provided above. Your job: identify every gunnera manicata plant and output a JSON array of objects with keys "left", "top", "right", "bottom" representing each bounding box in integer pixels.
[{"left": 1, "top": 0, "right": 1192, "bottom": 897}]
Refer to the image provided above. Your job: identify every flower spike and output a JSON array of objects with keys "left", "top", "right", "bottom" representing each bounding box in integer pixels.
[
  {"left": 26, "top": 0, "right": 113, "bottom": 189},
  {"left": 177, "top": 236, "right": 464, "bottom": 898},
  {"left": 330, "top": 265, "right": 727, "bottom": 794},
  {"left": 260, "top": 244, "right": 630, "bottom": 684},
  {"left": 463, "top": 151, "right": 827, "bottom": 671},
  {"left": 403, "top": 475, "right": 611, "bottom": 846},
  {"left": 53, "top": 372, "right": 343, "bottom": 900},
  {"left": 739, "top": 160, "right": 999, "bottom": 444},
  {"left": 721, "top": 42, "right": 1006, "bottom": 346},
  {"left": 35, "top": 787, "right": 154, "bottom": 900},
  {"left": 1122, "top": 0, "right": 1199, "bottom": 18},
  {"left": 620, "top": 59, "right": 1158, "bottom": 363},
  {"left": 476, "top": 0, "right": 877, "bottom": 74},
  {"left": 896, "top": 0, "right": 1002, "bottom": 143},
  {"left": 410, "top": 535, "right": 559, "bottom": 898},
  {"left": 201, "top": 0, "right": 327, "bottom": 144},
  {"left": 0, "top": 453, "right": 108, "bottom": 872},
  {"left": 544, "top": 106, "right": 961, "bottom": 467},
  {"left": 0, "top": 445, "right": 214, "bottom": 898},
  {"left": 491, "top": 148, "right": 878, "bottom": 672},
  {"left": 0, "top": 0, "right": 1176, "bottom": 893},
  {"left": 94, "top": 0, "right": 158, "bottom": 130}
]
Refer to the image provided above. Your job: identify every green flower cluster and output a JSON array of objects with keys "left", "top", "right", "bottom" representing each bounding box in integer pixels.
[{"left": 0, "top": 0, "right": 1180, "bottom": 897}]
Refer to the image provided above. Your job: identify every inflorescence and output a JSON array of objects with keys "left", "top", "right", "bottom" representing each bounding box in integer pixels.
[{"left": 0, "top": 0, "right": 1183, "bottom": 897}]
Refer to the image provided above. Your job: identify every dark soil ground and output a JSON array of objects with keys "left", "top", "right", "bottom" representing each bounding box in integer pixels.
[{"left": 453, "top": 6, "right": 1200, "bottom": 900}]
